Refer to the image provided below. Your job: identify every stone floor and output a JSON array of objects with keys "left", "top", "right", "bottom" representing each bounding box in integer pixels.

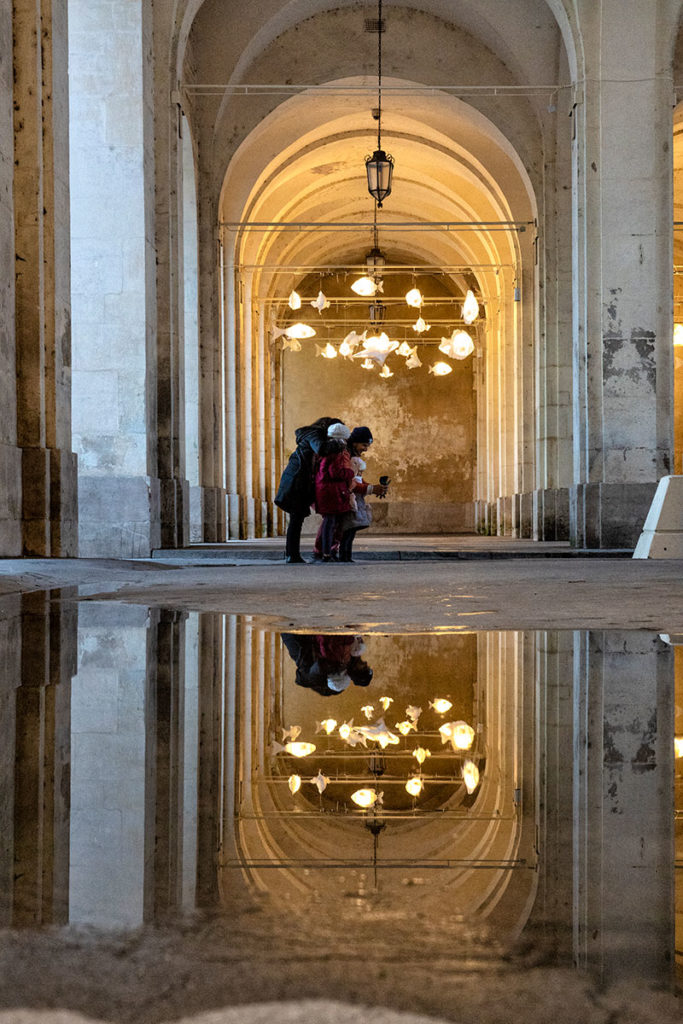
[{"left": 0, "top": 537, "right": 682, "bottom": 1024}]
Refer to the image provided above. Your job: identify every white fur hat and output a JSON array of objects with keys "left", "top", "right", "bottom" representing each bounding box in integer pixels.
[{"left": 327, "top": 422, "right": 351, "bottom": 440}]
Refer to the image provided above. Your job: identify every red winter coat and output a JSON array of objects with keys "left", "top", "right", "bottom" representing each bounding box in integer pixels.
[{"left": 314, "top": 450, "right": 355, "bottom": 514}]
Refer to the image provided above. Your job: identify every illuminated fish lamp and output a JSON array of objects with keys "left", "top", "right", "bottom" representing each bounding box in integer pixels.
[
  {"left": 405, "top": 776, "right": 424, "bottom": 797},
  {"left": 365, "top": 0, "right": 394, "bottom": 206},
  {"left": 675, "top": 736, "right": 683, "bottom": 758},
  {"left": 674, "top": 323, "right": 683, "bottom": 346},
  {"left": 351, "top": 276, "right": 379, "bottom": 297},
  {"left": 462, "top": 760, "right": 480, "bottom": 794},
  {"left": 351, "top": 788, "right": 380, "bottom": 808},
  {"left": 462, "top": 289, "right": 479, "bottom": 324},
  {"left": 285, "top": 741, "right": 316, "bottom": 757}
]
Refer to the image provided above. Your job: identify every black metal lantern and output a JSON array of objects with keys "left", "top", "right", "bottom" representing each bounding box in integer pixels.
[
  {"left": 369, "top": 300, "right": 386, "bottom": 325},
  {"left": 366, "top": 150, "right": 394, "bottom": 207},
  {"left": 365, "top": 0, "right": 394, "bottom": 205}
]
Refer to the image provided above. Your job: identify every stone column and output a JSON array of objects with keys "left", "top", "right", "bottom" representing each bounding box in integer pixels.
[
  {"left": 13, "top": 0, "right": 77, "bottom": 555},
  {"left": 570, "top": 0, "right": 673, "bottom": 548},
  {"left": 69, "top": 0, "right": 161, "bottom": 557},
  {"left": 573, "top": 631, "right": 674, "bottom": 983}
]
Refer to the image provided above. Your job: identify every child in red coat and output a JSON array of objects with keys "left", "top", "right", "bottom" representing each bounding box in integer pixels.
[{"left": 314, "top": 422, "right": 355, "bottom": 561}]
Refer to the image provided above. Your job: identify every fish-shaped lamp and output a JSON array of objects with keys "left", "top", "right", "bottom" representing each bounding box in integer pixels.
[
  {"left": 288, "top": 774, "right": 302, "bottom": 795},
  {"left": 288, "top": 290, "right": 302, "bottom": 310},
  {"left": 412, "top": 316, "right": 431, "bottom": 333},
  {"left": 412, "top": 746, "right": 431, "bottom": 765},
  {"left": 316, "top": 343, "right": 338, "bottom": 359},
  {"left": 317, "top": 718, "right": 338, "bottom": 735},
  {"left": 462, "top": 289, "right": 479, "bottom": 324},
  {"left": 351, "top": 276, "right": 382, "bottom": 297},
  {"left": 310, "top": 770, "right": 330, "bottom": 794},
  {"left": 429, "top": 699, "right": 453, "bottom": 714},
  {"left": 310, "top": 290, "right": 331, "bottom": 312},
  {"left": 405, "top": 776, "right": 424, "bottom": 797},
  {"left": 351, "top": 788, "right": 382, "bottom": 808},
  {"left": 405, "top": 287, "right": 423, "bottom": 308},
  {"left": 462, "top": 759, "right": 480, "bottom": 794},
  {"left": 285, "top": 741, "right": 316, "bottom": 757},
  {"left": 429, "top": 361, "right": 453, "bottom": 377}
]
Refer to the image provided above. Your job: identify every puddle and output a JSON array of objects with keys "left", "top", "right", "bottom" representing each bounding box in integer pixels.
[{"left": 1, "top": 596, "right": 682, "bottom": 1010}]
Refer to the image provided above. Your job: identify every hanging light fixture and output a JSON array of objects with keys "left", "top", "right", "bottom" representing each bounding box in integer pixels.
[
  {"left": 365, "top": 0, "right": 394, "bottom": 206},
  {"left": 405, "top": 286, "right": 423, "bottom": 308},
  {"left": 674, "top": 323, "right": 683, "bottom": 346},
  {"left": 461, "top": 289, "right": 479, "bottom": 324}
]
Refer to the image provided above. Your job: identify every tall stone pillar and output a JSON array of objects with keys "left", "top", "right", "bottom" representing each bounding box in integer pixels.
[
  {"left": 573, "top": 631, "right": 674, "bottom": 983},
  {"left": 13, "top": 0, "right": 78, "bottom": 555},
  {"left": 69, "top": 0, "right": 161, "bottom": 557},
  {"left": 570, "top": 0, "right": 673, "bottom": 547}
]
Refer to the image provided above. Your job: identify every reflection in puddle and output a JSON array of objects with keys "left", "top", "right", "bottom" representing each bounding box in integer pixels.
[{"left": 0, "top": 597, "right": 680, "bottom": 992}]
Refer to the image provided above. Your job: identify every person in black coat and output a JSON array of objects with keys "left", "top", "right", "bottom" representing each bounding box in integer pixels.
[{"left": 275, "top": 416, "right": 343, "bottom": 562}]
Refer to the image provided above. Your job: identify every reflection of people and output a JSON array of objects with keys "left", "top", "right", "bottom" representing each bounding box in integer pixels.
[
  {"left": 275, "top": 416, "right": 344, "bottom": 563},
  {"left": 281, "top": 633, "right": 373, "bottom": 697}
]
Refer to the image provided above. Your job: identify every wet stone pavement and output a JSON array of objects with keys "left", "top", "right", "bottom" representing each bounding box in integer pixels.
[{"left": 0, "top": 596, "right": 681, "bottom": 1022}]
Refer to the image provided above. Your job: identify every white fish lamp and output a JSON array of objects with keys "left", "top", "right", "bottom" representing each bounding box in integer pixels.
[{"left": 462, "top": 289, "right": 479, "bottom": 324}]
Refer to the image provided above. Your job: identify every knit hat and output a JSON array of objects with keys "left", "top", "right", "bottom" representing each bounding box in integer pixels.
[
  {"left": 327, "top": 422, "right": 351, "bottom": 440},
  {"left": 350, "top": 426, "right": 373, "bottom": 444}
]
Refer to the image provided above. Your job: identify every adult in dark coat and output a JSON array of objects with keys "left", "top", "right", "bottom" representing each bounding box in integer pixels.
[
  {"left": 281, "top": 633, "right": 373, "bottom": 696},
  {"left": 275, "top": 416, "right": 343, "bottom": 562}
]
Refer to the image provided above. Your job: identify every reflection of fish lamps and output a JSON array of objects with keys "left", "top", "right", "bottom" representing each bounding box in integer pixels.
[{"left": 365, "top": 0, "right": 394, "bottom": 206}]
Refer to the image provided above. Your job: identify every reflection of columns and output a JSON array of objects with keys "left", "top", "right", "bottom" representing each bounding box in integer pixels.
[
  {"left": 573, "top": 631, "right": 674, "bottom": 983},
  {"left": 196, "top": 613, "right": 224, "bottom": 905},
  {"left": 147, "top": 610, "right": 187, "bottom": 920},
  {"left": 13, "top": 0, "right": 77, "bottom": 555},
  {"left": 2, "top": 593, "right": 76, "bottom": 925},
  {"left": 570, "top": 3, "right": 672, "bottom": 547}
]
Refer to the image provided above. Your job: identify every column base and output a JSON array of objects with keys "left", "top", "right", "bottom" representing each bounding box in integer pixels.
[
  {"left": 570, "top": 482, "right": 658, "bottom": 549},
  {"left": 78, "top": 475, "right": 161, "bottom": 557}
]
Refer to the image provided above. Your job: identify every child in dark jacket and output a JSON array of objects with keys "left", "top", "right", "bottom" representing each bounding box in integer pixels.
[{"left": 314, "top": 422, "right": 355, "bottom": 561}]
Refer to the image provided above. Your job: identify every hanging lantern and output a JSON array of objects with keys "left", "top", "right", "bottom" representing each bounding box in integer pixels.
[
  {"left": 351, "top": 788, "right": 381, "bottom": 808},
  {"left": 366, "top": 150, "right": 394, "bottom": 207},
  {"left": 369, "top": 300, "right": 386, "bottom": 325},
  {"left": 405, "top": 287, "right": 423, "bottom": 308}
]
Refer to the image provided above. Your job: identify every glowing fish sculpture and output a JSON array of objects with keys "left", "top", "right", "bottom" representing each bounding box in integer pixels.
[
  {"left": 406, "top": 705, "right": 422, "bottom": 723},
  {"left": 288, "top": 774, "right": 302, "bottom": 795},
  {"left": 676, "top": 736, "right": 683, "bottom": 758},
  {"left": 405, "top": 776, "right": 424, "bottom": 797},
  {"left": 315, "top": 342, "right": 338, "bottom": 359},
  {"left": 438, "top": 720, "right": 475, "bottom": 751},
  {"left": 396, "top": 341, "right": 413, "bottom": 357},
  {"left": 317, "top": 718, "right": 338, "bottom": 736},
  {"left": 378, "top": 364, "right": 393, "bottom": 379},
  {"left": 461, "top": 289, "right": 479, "bottom": 324},
  {"left": 351, "top": 276, "right": 383, "bottom": 297},
  {"left": 439, "top": 330, "right": 474, "bottom": 360},
  {"left": 429, "top": 699, "right": 453, "bottom": 715},
  {"left": 357, "top": 717, "right": 400, "bottom": 749},
  {"left": 339, "top": 330, "right": 366, "bottom": 358},
  {"left": 310, "top": 290, "right": 331, "bottom": 312},
  {"left": 396, "top": 719, "right": 417, "bottom": 736},
  {"left": 429, "top": 361, "right": 453, "bottom": 377},
  {"left": 310, "top": 770, "right": 330, "bottom": 794},
  {"left": 405, "top": 349, "right": 422, "bottom": 369},
  {"left": 282, "top": 725, "right": 302, "bottom": 743},
  {"left": 361, "top": 359, "right": 376, "bottom": 370},
  {"left": 462, "top": 759, "right": 480, "bottom": 794},
  {"left": 379, "top": 696, "right": 394, "bottom": 712},
  {"left": 285, "top": 741, "right": 316, "bottom": 757},
  {"left": 405, "top": 287, "right": 423, "bottom": 308},
  {"left": 338, "top": 720, "right": 354, "bottom": 741},
  {"left": 288, "top": 290, "right": 302, "bottom": 310},
  {"left": 345, "top": 729, "right": 368, "bottom": 748},
  {"left": 412, "top": 316, "right": 431, "bottom": 333},
  {"left": 412, "top": 746, "right": 431, "bottom": 765},
  {"left": 351, "top": 788, "right": 383, "bottom": 808},
  {"left": 281, "top": 336, "right": 302, "bottom": 352},
  {"left": 361, "top": 704, "right": 375, "bottom": 720},
  {"left": 271, "top": 322, "right": 316, "bottom": 342},
  {"left": 353, "top": 331, "right": 399, "bottom": 366}
]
